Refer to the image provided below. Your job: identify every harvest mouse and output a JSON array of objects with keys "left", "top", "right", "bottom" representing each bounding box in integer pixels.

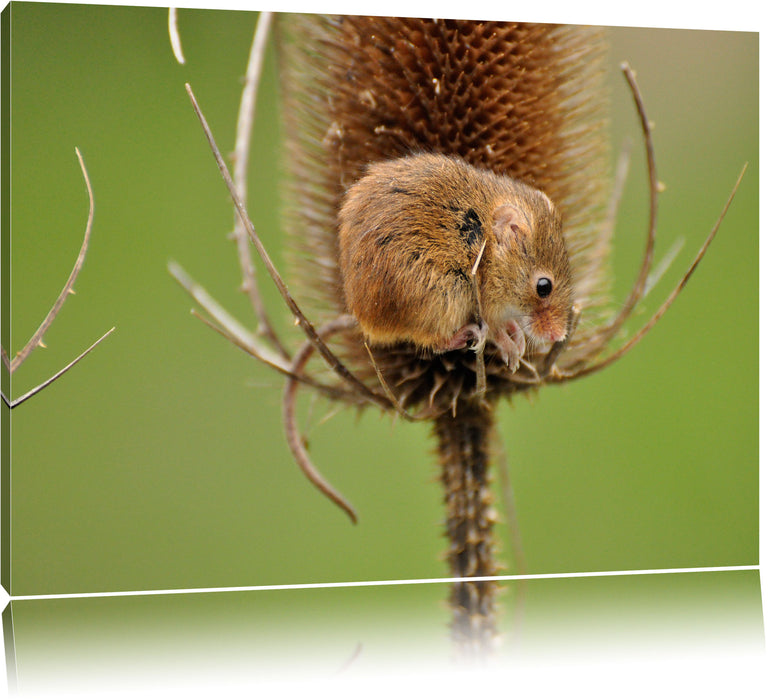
[{"left": 337, "top": 153, "right": 573, "bottom": 370}]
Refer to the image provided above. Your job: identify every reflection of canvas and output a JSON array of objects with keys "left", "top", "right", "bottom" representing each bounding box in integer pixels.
[
  {"left": 5, "top": 4, "right": 758, "bottom": 600},
  {"left": 2, "top": 570, "right": 764, "bottom": 693}
]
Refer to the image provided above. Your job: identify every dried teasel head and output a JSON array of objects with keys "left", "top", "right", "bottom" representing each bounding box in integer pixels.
[{"left": 280, "top": 17, "right": 614, "bottom": 415}]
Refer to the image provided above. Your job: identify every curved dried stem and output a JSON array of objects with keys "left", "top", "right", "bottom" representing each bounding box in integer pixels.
[
  {"left": 168, "top": 8, "right": 185, "bottom": 65},
  {"left": 2, "top": 327, "right": 115, "bottom": 409},
  {"left": 2, "top": 148, "right": 115, "bottom": 408},
  {"left": 184, "top": 82, "right": 394, "bottom": 412},
  {"left": 233, "top": 13, "right": 272, "bottom": 195},
  {"left": 230, "top": 12, "right": 288, "bottom": 357},
  {"left": 554, "top": 163, "right": 747, "bottom": 382},
  {"left": 576, "top": 63, "right": 659, "bottom": 363},
  {"left": 10, "top": 148, "right": 95, "bottom": 373},
  {"left": 611, "top": 62, "right": 659, "bottom": 324},
  {"left": 283, "top": 316, "right": 361, "bottom": 524}
]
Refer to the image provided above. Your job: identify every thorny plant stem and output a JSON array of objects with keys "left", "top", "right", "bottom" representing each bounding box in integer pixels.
[
  {"left": 10, "top": 148, "right": 95, "bottom": 373},
  {"left": 574, "top": 62, "right": 658, "bottom": 362},
  {"left": 184, "top": 82, "right": 394, "bottom": 413},
  {"left": 230, "top": 12, "right": 288, "bottom": 357},
  {"left": 168, "top": 259, "right": 290, "bottom": 373},
  {"left": 2, "top": 148, "right": 114, "bottom": 408},
  {"left": 168, "top": 261, "right": 362, "bottom": 403},
  {"left": 234, "top": 13, "right": 272, "bottom": 198},
  {"left": 3, "top": 327, "right": 115, "bottom": 409},
  {"left": 604, "top": 63, "right": 659, "bottom": 333},
  {"left": 435, "top": 400, "right": 498, "bottom": 656}
]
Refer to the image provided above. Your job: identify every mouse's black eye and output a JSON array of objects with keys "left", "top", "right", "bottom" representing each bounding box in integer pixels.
[{"left": 536, "top": 277, "right": 553, "bottom": 298}]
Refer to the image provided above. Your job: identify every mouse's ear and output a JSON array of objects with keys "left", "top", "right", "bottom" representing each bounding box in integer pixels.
[{"left": 492, "top": 203, "right": 532, "bottom": 247}]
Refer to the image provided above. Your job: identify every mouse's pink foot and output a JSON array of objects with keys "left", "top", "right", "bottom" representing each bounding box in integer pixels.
[
  {"left": 492, "top": 320, "right": 526, "bottom": 371},
  {"left": 439, "top": 321, "right": 488, "bottom": 354}
]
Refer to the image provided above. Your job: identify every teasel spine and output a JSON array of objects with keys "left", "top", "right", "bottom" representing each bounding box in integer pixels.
[{"left": 278, "top": 15, "right": 610, "bottom": 652}]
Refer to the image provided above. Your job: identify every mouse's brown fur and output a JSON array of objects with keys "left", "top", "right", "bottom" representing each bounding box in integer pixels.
[{"left": 338, "top": 153, "right": 573, "bottom": 369}]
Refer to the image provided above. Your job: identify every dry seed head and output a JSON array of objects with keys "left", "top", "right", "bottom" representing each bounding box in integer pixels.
[{"left": 279, "top": 16, "right": 611, "bottom": 413}]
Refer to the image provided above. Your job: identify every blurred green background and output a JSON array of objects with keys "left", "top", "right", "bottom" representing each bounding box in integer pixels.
[{"left": 4, "top": 3, "right": 758, "bottom": 596}]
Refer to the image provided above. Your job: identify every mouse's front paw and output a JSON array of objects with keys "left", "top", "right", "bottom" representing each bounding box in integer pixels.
[
  {"left": 440, "top": 321, "right": 489, "bottom": 355},
  {"left": 493, "top": 320, "right": 526, "bottom": 371}
]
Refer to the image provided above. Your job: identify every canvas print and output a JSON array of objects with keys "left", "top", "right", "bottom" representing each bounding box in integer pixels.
[{"left": 1, "top": 1, "right": 760, "bottom": 689}]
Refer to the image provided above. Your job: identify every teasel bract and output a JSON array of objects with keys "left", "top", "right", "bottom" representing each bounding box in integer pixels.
[{"left": 278, "top": 16, "right": 610, "bottom": 654}]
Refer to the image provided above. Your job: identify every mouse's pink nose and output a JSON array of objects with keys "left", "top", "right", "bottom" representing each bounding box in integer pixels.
[{"left": 531, "top": 308, "right": 567, "bottom": 344}]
